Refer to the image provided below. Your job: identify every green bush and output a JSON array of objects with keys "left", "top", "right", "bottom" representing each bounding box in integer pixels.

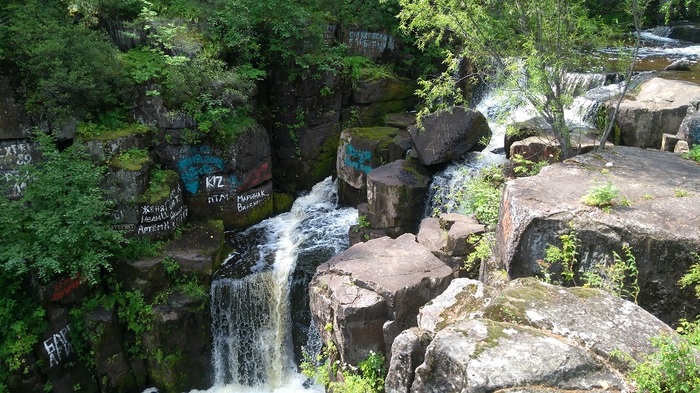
[
  {"left": 0, "top": 133, "right": 124, "bottom": 284},
  {"left": 302, "top": 343, "right": 387, "bottom": 393},
  {"left": 682, "top": 145, "right": 700, "bottom": 164},
  {"left": 442, "top": 165, "right": 504, "bottom": 228},
  {"left": 1, "top": 0, "right": 133, "bottom": 122}
]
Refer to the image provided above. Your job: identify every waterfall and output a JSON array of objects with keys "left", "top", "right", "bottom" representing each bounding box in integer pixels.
[
  {"left": 193, "top": 177, "right": 357, "bottom": 393},
  {"left": 427, "top": 71, "right": 618, "bottom": 215}
]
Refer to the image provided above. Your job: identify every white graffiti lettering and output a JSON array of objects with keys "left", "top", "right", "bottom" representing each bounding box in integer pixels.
[
  {"left": 236, "top": 189, "right": 269, "bottom": 212},
  {"left": 208, "top": 193, "right": 229, "bottom": 204},
  {"left": 43, "top": 326, "right": 72, "bottom": 368},
  {"left": 205, "top": 175, "right": 225, "bottom": 190}
]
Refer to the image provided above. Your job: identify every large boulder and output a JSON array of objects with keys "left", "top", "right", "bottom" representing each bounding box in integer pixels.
[
  {"left": 346, "top": 76, "right": 417, "bottom": 127},
  {"left": 336, "top": 126, "right": 411, "bottom": 206},
  {"left": 266, "top": 69, "right": 342, "bottom": 193},
  {"left": 408, "top": 107, "right": 491, "bottom": 166},
  {"left": 308, "top": 234, "right": 453, "bottom": 365},
  {"left": 613, "top": 77, "right": 700, "bottom": 148},
  {"left": 366, "top": 159, "right": 432, "bottom": 236},
  {"left": 495, "top": 146, "right": 700, "bottom": 324},
  {"left": 156, "top": 123, "right": 273, "bottom": 229},
  {"left": 387, "top": 277, "right": 675, "bottom": 393}
]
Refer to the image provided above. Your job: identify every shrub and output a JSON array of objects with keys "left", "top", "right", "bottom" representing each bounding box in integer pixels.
[
  {"left": 581, "top": 180, "right": 619, "bottom": 208},
  {"left": 682, "top": 144, "right": 700, "bottom": 163}
]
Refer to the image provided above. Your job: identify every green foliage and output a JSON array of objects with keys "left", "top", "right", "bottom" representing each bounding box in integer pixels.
[
  {"left": 463, "top": 233, "right": 494, "bottom": 275},
  {"left": 0, "top": 133, "right": 124, "bottom": 285},
  {"left": 436, "top": 165, "right": 504, "bottom": 228},
  {"left": 1, "top": 0, "right": 133, "bottom": 122},
  {"left": 302, "top": 343, "right": 387, "bottom": 393},
  {"left": 141, "top": 169, "right": 179, "bottom": 204},
  {"left": 628, "top": 254, "right": 700, "bottom": 391},
  {"left": 357, "top": 215, "right": 371, "bottom": 228},
  {"left": 539, "top": 227, "right": 580, "bottom": 285},
  {"left": 661, "top": 0, "right": 700, "bottom": 22},
  {"left": 675, "top": 188, "right": 691, "bottom": 198},
  {"left": 77, "top": 110, "right": 152, "bottom": 141},
  {"left": 629, "top": 318, "right": 700, "bottom": 391},
  {"left": 682, "top": 144, "right": 700, "bottom": 163},
  {"left": 581, "top": 181, "right": 619, "bottom": 208},
  {"left": 110, "top": 148, "right": 152, "bottom": 171},
  {"left": 678, "top": 253, "right": 700, "bottom": 300},
  {"left": 582, "top": 245, "right": 640, "bottom": 302},
  {"left": 0, "top": 278, "right": 46, "bottom": 390},
  {"left": 396, "top": 0, "right": 617, "bottom": 158},
  {"left": 511, "top": 154, "right": 549, "bottom": 177}
]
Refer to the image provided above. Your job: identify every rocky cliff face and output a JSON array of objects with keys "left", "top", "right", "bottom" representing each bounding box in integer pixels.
[{"left": 495, "top": 146, "right": 700, "bottom": 324}]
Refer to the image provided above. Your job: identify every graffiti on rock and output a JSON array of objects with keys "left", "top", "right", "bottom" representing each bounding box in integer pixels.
[
  {"left": 176, "top": 146, "right": 225, "bottom": 195},
  {"left": 51, "top": 275, "right": 82, "bottom": 302},
  {"left": 136, "top": 183, "right": 188, "bottom": 236},
  {"left": 236, "top": 160, "right": 271, "bottom": 192},
  {"left": 237, "top": 188, "right": 269, "bottom": 212},
  {"left": 344, "top": 144, "right": 373, "bottom": 174},
  {"left": 44, "top": 326, "right": 72, "bottom": 368}
]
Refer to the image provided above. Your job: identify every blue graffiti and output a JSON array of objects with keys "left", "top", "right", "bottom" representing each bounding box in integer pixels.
[
  {"left": 229, "top": 175, "right": 240, "bottom": 188},
  {"left": 344, "top": 144, "right": 373, "bottom": 174},
  {"left": 176, "top": 146, "right": 225, "bottom": 194}
]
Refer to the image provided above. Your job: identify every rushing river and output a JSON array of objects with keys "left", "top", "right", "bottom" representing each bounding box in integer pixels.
[{"left": 190, "top": 177, "right": 356, "bottom": 393}]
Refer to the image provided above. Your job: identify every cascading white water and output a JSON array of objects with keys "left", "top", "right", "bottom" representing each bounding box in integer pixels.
[
  {"left": 192, "top": 177, "right": 357, "bottom": 393},
  {"left": 427, "top": 72, "right": 617, "bottom": 215}
]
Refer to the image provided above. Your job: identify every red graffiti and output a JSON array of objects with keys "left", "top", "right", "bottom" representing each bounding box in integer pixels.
[
  {"left": 237, "top": 160, "right": 272, "bottom": 192},
  {"left": 51, "top": 275, "right": 82, "bottom": 302}
]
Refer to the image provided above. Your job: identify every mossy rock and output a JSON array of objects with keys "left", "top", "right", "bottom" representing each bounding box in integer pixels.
[{"left": 273, "top": 191, "right": 295, "bottom": 214}]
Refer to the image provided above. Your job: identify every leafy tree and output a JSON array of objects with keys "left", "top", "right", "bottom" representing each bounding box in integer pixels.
[
  {"left": 396, "top": 0, "right": 615, "bottom": 159},
  {"left": 0, "top": 133, "right": 124, "bottom": 284},
  {"left": 0, "top": 0, "right": 133, "bottom": 123}
]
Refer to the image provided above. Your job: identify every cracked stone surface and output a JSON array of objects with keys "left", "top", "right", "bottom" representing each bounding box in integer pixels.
[{"left": 495, "top": 146, "right": 700, "bottom": 323}]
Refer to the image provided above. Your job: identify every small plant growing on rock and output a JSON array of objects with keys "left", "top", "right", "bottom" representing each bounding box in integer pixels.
[
  {"left": 511, "top": 154, "right": 549, "bottom": 177},
  {"left": 538, "top": 227, "right": 579, "bottom": 285},
  {"left": 357, "top": 215, "right": 370, "bottom": 228},
  {"left": 675, "top": 187, "right": 690, "bottom": 198},
  {"left": 463, "top": 233, "right": 494, "bottom": 278},
  {"left": 301, "top": 342, "right": 387, "bottom": 393},
  {"left": 629, "top": 255, "right": 700, "bottom": 390},
  {"left": 581, "top": 180, "right": 619, "bottom": 208},
  {"left": 582, "top": 245, "right": 639, "bottom": 303}
]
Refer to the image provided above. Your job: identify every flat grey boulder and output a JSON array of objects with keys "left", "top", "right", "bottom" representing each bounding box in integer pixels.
[
  {"left": 408, "top": 107, "right": 491, "bottom": 166},
  {"left": 387, "top": 277, "right": 675, "bottom": 393},
  {"left": 495, "top": 146, "right": 700, "bottom": 323},
  {"left": 309, "top": 234, "right": 453, "bottom": 365},
  {"left": 613, "top": 77, "right": 700, "bottom": 148}
]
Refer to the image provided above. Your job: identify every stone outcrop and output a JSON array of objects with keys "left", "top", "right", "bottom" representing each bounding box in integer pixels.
[
  {"left": 336, "top": 126, "right": 412, "bottom": 205},
  {"left": 416, "top": 214, "right": 486, "bottom": 274},
  {"left": 495, "top": 146, "right": 700, "bottom": 324},
  {"left": 347, "top": 76, "right": 417, "bottom": 127},
  {"left": 308, "top": 234, "right": 453, "bottom": 365},
  {"left": 613, "top": 77, "right": 700, "bottom": 148},
  {"left": 266, "top": 69, "right": 343, "bottom": 193},
  {"left": 156, "top": 123, "right": 273, "bottom": 229},
  {"left": 408, "top": 107, "right": 491, "bottom": 166},
  {"left": 366, "top": 159, "right": 432, "bottom": 236},
  {"left": 387, "top": 277, "right": 675, "bottom": 393},
  {"left": 652, "top": 24, "right": 700, "bottom": 43}
]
